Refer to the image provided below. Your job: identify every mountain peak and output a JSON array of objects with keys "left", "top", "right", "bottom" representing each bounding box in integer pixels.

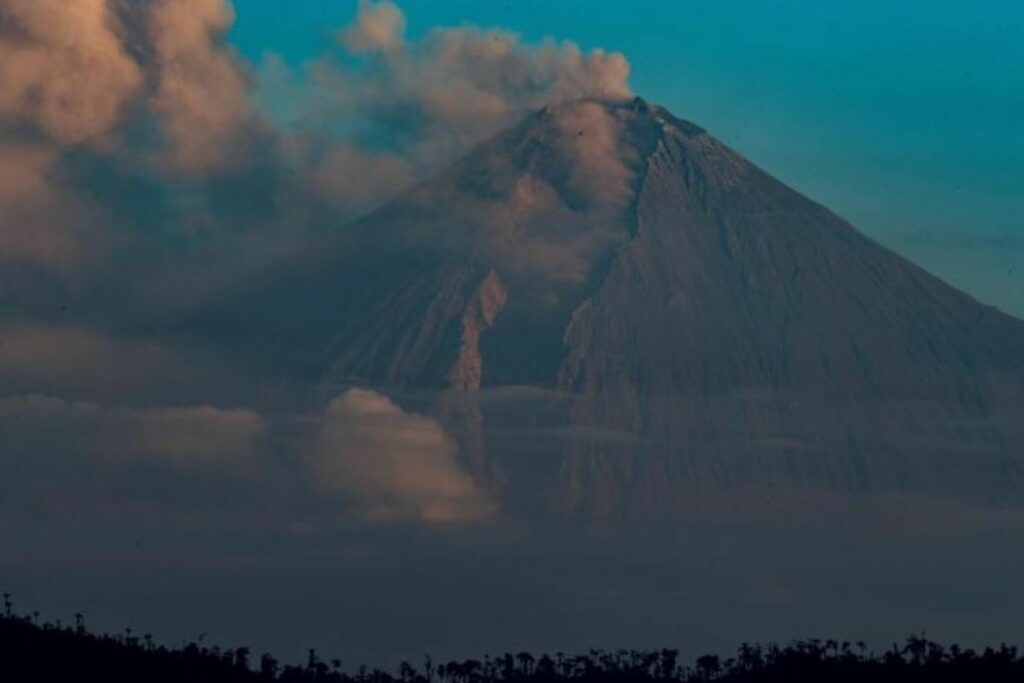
[
  {"left": 534, "top": 96, "right": 706, "bottom": 140},
  {"left": 300, "top": 95, "right": 1024, "bottom": 400},
  {"left": 200, "top": 95, "right": 1024, "bottom": 516}
]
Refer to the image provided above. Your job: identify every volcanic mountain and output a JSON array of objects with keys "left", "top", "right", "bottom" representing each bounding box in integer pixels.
[{"left": 203, "top": 98, "right": 1024, "bottom": 519}]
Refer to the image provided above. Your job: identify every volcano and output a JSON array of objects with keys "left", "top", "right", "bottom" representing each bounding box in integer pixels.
[{"left": 205, "top": 98, "right": 1024, "bottom": 519}]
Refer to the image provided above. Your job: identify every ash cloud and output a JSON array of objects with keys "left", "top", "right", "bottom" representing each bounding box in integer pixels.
[
  {"left": 0, "top": 0, "right": 143, "bottom": 145},
  {"left": 339, "top": 0, "right": 406, "bottom": 55},
  {"left": 0, "top": 0, "right": 633, "bottom": 308},
  {"left": 144, "top": 0, "right": 258, "bottom": 173},
  {"left": 285, "top": 0, "right": 632, "bottom": 185},
  {"left": 0, "top": 0, "right": 632, "bottom": 525}
]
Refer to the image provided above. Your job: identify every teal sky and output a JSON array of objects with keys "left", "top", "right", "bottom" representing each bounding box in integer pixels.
[{"left": 230, "top": 0, "right": 1024, "bottom": 317}]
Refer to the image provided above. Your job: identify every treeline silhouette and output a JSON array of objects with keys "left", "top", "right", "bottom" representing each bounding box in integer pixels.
[{"left": 2, "top": 593, "right": 1023, "bottom": 682}]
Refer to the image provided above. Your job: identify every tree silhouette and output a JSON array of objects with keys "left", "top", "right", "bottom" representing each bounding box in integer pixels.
[{"left": 2, "top": 595, "right": 1024, "bottom": 682}]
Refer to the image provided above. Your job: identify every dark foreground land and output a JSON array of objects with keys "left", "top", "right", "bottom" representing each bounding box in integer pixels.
[{"left": 1, "top": 598, "right": 1022, "bottom": 682}]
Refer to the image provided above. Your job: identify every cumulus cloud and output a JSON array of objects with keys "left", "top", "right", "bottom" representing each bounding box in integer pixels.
[
  {"left": 268, "top": 1, "right": 632, "bottom": 209},
  {"left": 0, "top": 0, "right": 634, "bottom": 295},
  {"left": 0, "top": 0, "right": 143, "bottom": 145},
  {"left": 309, "top": 389, "right": 495, "bottom": 524},
  {"left": 145, "top": 0, "right": 256, "bottom": 172},
  {"left": 0, "top": 0, "right": 255, "bottom": 171},
  {"left": 0, "top": 0, "right": 143, "bottom": 270},
  {"left": 339, "top": 0, "right": 406, "bottom": 54},
  {"left": 337, "top": 18, "right": 631, "bottom": 167},
  {"left": 0, "top": 0, "right": 261, "bottom": 279}
]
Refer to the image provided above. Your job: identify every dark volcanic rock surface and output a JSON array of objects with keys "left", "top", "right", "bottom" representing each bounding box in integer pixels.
[{"left": 198, "top": 98, "right": 1024, "bottom": 519}]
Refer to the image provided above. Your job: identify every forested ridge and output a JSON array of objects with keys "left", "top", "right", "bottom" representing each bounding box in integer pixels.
[{"left": 2, "top": 594, "right": 1022, "bottom": 682}]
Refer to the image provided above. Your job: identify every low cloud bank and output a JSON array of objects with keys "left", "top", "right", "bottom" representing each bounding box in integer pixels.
[
  {"left": 0, "top": 387, "right": 494, "bottom": 526},
  {"left": 0, "top": 394, "right": 264, "bottom": 466}
]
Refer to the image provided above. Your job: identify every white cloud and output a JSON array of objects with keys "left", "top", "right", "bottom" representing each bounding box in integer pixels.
[{"left": 309, "top": 389, "right": 495, "bottom": 524}]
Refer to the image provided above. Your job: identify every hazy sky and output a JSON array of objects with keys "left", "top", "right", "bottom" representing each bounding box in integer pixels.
[{"left": 231, "top": 0, "right": 1024, "bottom": 317}]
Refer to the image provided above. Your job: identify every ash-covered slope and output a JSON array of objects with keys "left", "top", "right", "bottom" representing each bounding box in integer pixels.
[{"left": 202, "top": 98, "right": 1024, "bottom": 517}]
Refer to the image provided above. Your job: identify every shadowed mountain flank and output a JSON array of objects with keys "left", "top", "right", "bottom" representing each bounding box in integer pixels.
[{"left": 196, "top": 97, "right": 1024, "bottom": 520}]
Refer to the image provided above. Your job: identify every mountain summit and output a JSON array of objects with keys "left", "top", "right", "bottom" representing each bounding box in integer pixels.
[{"left": 207, "top": 98, "right": 1024, "bottom": 518}]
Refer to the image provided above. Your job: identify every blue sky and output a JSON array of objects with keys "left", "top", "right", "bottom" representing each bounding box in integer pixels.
[{"left": 230, "top": 0, "right": 1024, "bottom": 316}]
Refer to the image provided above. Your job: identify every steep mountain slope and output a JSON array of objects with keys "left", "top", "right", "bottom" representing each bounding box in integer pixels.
[{"left": 199, "top": 97, "right": 1024, "bottom": 518}]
